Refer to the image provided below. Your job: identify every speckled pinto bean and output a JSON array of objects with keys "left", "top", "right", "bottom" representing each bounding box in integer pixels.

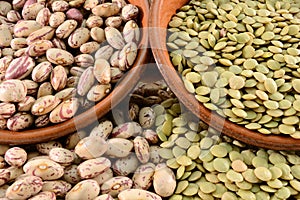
[
  {"left": 74, "top": 54, "right": 94, "bottom": 68},
  {"left": 36, "top": 141, "right": 63, "bottom": 155},
  {"left": 7, "top": 166, "right": 24, "bottom": 181},
  {"left": 25, "top": 39, "right": 53, "bottom": 57},
  {"left": 123, "top": 20, "right": 140, "bottom": 43},
  {"left": 55, "top": 88, "right": 77, "bottom": 101},
  {"left": 87, "top": 84, "right": 111, "bottom": 102},
  {"left": 26, "top": 26, "right": 55, "bottom": 44},
  {"left": 153, "top": 163, "right": 176, "bottom": 197},
  {"left": 0, "top": 26, "right": 13, "bottom": 48},
  {"left": 46, "top": 48, "right": 74, "bottom": 66},
  {"left": 104, "top": 27, "right": 125, "bottom": 49},
  {"left": 65, "top": 179, "right": 100, "bottom": 200},
  {"left": 13, "top": 20, "right": 42, "bottom": 38},
  {"left": 77, "top": 67, "right": 95, "bottom": 96},
  {"left": 28, "top": 191, "right": 56, "bottom": 200},
  {"left": 77, "top": 157, "right": 111, "bottom": 179},
  {"left": 105, "top": 138, "right": 133, "bottom": 158},
  {"left": 6, "top": 175, "right": 43, "bottom": 199},
  {"left": 93, "top": 58, "right": 111, "bottom": 84},
  {"left": 35, "top": 8, "right": 51, "bottom": 26},
  {"left": 74, "top": 136, "right": 108, "bottom": 159},
  {"left": 100, "top": 176, "right": 133, "bottom": 197},
  {"left": 23, "top": 158, "right": 64, "bottom": 180},
  {"left": 92, "top": 3, "right": 120, "bottom": 17},
  {"left": 48, "top": 147, "right": 74, "bottom": 165},
  {"left": 0, "top": 80, "right": 27, "bottom": 102},
  {"left": 41, "top": 180, "right": 72, "bottom": 196},
  {"left": 0, "top": 56, "right": 13, "bottom": 74},
  {"left": 31, "top": 95, "right": 61, "bottom": 116},
  {"left": 0, "top": 103, "right": 16, "bottom": 118},
  {"left": 118, "top": 42, "right": 137, "bottom": 71},
  {"left": 93, "top": 194, "right": 114, "bottom": 200},
  {"left": 112, "top": 154, "right": 139, "bottom": 176},
  {"left": 90, "top": 120, "right": 113, "bottom": 139},
  {"left": 111, "top": 122, "right": 143, "bottom": 138},
  {"left": 17, "top": 96, "right": 35, "bottom": 112},
  {"left": 132, "top": 163, "right": 155, "bottom": 190},
  {"left": 118, "top": 189, "right": 162, "bottom": 200},
  {"left": 37, "top": 82, "right": 53, "bottom": 98},
  {"left": 49, "top": 97, "right": 79, "bottom": 123},
  {"left": 0, "top": 169, "right": 10, "bottom": 186},
  {"left": 31, "top": 61, "right": 53, "bottom": 83},
  {"left": 68, "top": 27, "right": 90, "bottom": 49},
  {"left": 63, "top": 165, "right": 81, "bottom": 185},
  {"left": 142, "top": 129, "right": 159, "bottom": 144},
  {"left": 133, "top": 136, "right": 150, "bottom": 163},
  {"left": 7, "top": 112, "right": 34, "bottom": 131},
  {"left": 4, "top": 147, "right": 27, "bottom": 167}
]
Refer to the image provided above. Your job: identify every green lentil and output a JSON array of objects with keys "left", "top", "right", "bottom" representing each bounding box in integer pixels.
[
  {"left": 176, "top": 165, "right": 185, "bottom": 179},
  {"left": 254, "top": 167, "right": 272, "bottom": 181},
  {"left": 291, "top": 165, "right": 300, "bottom": 179},
  {"left": 275, "top": 187, "right": 291, "bottom": 199},
  {"left": 172, "top": 146, "right": 186, "bottom": 158},
  {"left": 200, "top": 137, "right": 214, "bottom": 149},
  {"left": 237, "top": 189, "right": 256, "bottom": 200},
  {"left": 243, "top": 169, "right": 260, "bottom": 184},
  {"left": 213, "top": 158, "right": 230, "bottom": 173},
  {"left": 188, "top": 171, "right": 202, "bottom": 182},
  {"left": 252, "top": 156, "right": 269, "bottom": 168},
  {"left": 187, "top": 145, "right": 200, "bottom": 160},
  {"left": 264, "top": 78, "right": 278, "bottom": 94},
  {"left": 175, "top": 180, "right": 189, "bottom": 194},
  {"left": 199, "top": 181, "right": 216, "bottom": 194},
  {"left": 261, "top": 31, "right": 275, "bottom": 40},
  {"left": 210, "top": 144, "right": 228, "bottom": 158},
  {"left": 205, "top": 173, "right": 219, "bottom": 184},
  {"left": 158, "top": 148, "right": 174, "bottom": 159},
  {"left": 182, "top": 183, "right": 198, "bottom": 196},
  {"left": 267, "top": 179, "right": 283, "bottom": 189},
  {"left": 167, "top": 158, "right": 180, "bottom": 169},
  {"left": 176, "top": 155, "right": 193, "bottom": 166},
  {"left": 226, "top": 169, "right": 244, "bottom": 182}
]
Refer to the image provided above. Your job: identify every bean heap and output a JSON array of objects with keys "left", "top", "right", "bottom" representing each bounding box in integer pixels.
[
  {"left": 167, "top": 0, "right": 300, "bottom": 138},
  {"left": 0, "top": 0, "right": 140, "bottom": 131}
]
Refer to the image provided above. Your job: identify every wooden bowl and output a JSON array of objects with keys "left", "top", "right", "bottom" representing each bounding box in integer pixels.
[
  {"left": 0, "top": 0, "right": 149, "bottom": 145},
  {"left": 149, "top": 0, "right": 300, "bottom": 150}
]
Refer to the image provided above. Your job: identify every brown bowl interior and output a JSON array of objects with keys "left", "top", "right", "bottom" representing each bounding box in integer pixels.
[
  {"left": 149, "top": 0, "right": 300, "bottom": 150},
  {"left": 0, "top": 0, "right": 150, "bottom": 145}
]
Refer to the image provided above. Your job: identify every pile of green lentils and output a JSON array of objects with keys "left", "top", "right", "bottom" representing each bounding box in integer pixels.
[
  {"left": 156, "top": 100, "right": 300, "bottom": 200},
  {"left": 167, "top": 0, "right": 300, "bottom": 138}
]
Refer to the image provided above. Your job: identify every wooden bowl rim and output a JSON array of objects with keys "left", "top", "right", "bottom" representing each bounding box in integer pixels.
[
  {"left": 149, "top": 0, "right": 300, "bottom": 150},
  {"left": 0, "top": 0, "right": 150, "bottom": 145}
]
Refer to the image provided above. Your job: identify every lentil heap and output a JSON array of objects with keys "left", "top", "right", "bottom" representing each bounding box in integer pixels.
[
  {"left": 157, "top": 105, "right": 300, "bottom": 200},
  {"left": 167, "top": 0, "right": 300, "bottom": 138},
  {"left": 0, "top": 0, "right": 140, "bottom": 131}
]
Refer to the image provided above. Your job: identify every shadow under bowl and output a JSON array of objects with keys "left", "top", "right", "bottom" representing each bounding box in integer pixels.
[
  {"left": 0, "top": 0, "right": 150, "bottom": 145},
  {"left": 149, "top": 0, "right": 300, "bottom": 150}
]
